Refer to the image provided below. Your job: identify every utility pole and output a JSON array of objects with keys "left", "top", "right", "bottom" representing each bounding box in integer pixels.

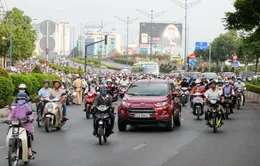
[
  {"left": 9, "top": 19, "right": 13, "bottom": 66},
  {"left": 114, "top": 16, "right": 140, "bottom": 66},
  {"left": 209, "top": 41, "right": 212, "bottom": 72},
  {"left": 135, "top": 9, "right": 167, "bottom": 61},
  {"left": 170, "top": 0, "right": 201, "bottom": 71}
]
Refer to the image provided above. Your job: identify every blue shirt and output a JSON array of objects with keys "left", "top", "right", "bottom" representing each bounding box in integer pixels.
[
  {"left": 224, "top": 86, "right": 231, "bottom": 95},
  {"left": 38, "top": 88, "right": 51, "bottom": 98}
]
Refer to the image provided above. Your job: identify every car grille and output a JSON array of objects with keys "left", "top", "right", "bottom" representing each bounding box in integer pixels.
[{"left": 128, "top": 108, "right": 158, "bottom": 117}]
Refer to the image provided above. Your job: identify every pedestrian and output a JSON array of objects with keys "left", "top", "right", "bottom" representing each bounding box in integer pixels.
[{"left": 73, "top": 74, "right": 83, "bottom": 105}]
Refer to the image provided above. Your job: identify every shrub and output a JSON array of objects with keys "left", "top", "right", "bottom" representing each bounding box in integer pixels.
[
  {"left": 245, "top": 82, "right": 260, "bottom": 94},
  {"left": 0, "top": 76, "right": 14, "bottom": 108},
  {"left": 32, "top": 65, "right": 42, "bottom": 74},
  {"left": 10, "top": 74, "right": 24, "bottom": 95},
  {"left": 0, "top": 68, "right": 9, "bottom": 78},
  {"left": 25, "top": 75, "right": 40, "bottom": 95}
]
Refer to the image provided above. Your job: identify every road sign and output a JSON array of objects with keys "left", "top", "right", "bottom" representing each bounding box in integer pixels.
[
  {"left": 189, "top": 53, "right": 196, "bottom": 60},
  {"left": 40, "top": 20, "right": 56, "bottom": 36},
  {"left": 232, "top": 61, "right": 239, "bottom": 67},
  {"left": 189, "top": 60, "right": 196, "bottom": 66},
  {"left": 40, "top": 37, "right": 55, "bottom": 51},
  {"left": 195, "top": 42, "right": 208, "bottom": 50}
]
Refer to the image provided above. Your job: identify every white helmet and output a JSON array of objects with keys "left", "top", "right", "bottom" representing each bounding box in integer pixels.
[
  {"left": 195, "top": 79, "right": 201, "bottom": 84},
  {"left": 18, "top": 84, "right": 27, "bottom": 89},
  {"left": 106, "top": 79, "right": 112, "bottom": 84}
]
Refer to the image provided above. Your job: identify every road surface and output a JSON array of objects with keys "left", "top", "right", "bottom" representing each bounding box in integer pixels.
[{"left": 0, "top": 102, "right": 259, "bottom": 166}]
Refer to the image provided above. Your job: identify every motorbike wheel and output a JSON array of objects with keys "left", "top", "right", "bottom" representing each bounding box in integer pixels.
[
  {"left": 103, "top": 135, "right": 107, "bottom": 142},
  {"left": 45, "top": 118, "right": 52, "bottom": 133},
  {"left": 213, "top": 117, "right": 217, "bottom": 133},
  {"left": 196, "top": 108, "right": 200, "bottom": 120},
  {"left": 37, "top": 111, "right": 43, "bottom": 128},
  {"left": 98, "top": 126, "right": 104, "bottom": 145},
  {"left": 225, "top": 108, "right": 229, "bottom": 120},
  {"left": 8, "top": 141, "right": 19, "bottom": 166},
  {"left": 165, "top": 114, "right": 174, "bottom": 131},
  {"left": 86, "top": 106, "right": 91, "bottom": 119},
  {"left": 174, "top": 108, "right": 181, "bottom": 126},
  {"left": 236, "top": 99, "right": 240, "bottom": 110}
]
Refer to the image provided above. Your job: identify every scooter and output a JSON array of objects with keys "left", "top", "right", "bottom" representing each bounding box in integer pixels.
[
  {"left": 4, "top": 111, "right": 36, "bottom": 165},
  {"left": 192, "top": 92, "right": 204, "bottom": 120},
  {"left": 180, "top": 87, "right": 190, "bottom": 106},
  {"left": 94, "top": 105, "right": 112, "bottom": 145},
  {"left": 84, "top": 92, "right": 97, "bottom": 119},
  {"left": 44, "top": 98, "right": 67, "bottom": 132},
  {"left": 66, "top": 87, "right": 76, "bottom": 105},
  {"left": 119, "top": 86, "right": 127, "bottom": 99}
]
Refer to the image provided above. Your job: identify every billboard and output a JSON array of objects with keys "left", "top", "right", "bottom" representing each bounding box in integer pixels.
[{"left": 139, "top": 23, "right": 182, "bottom": 55}]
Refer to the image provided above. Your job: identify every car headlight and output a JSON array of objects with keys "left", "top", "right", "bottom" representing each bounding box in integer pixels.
[
  {"left": 122, "top": 101, "right": 131, "bottom": 107},
  {"left": 154, "top": 101, "right": 168, "bottom": 107},
  {"left": 247, "top": 77, "right": 252, "bottom": 81}
]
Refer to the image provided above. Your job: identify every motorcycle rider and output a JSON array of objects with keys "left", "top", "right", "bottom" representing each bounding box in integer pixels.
[
  {"left": 190, "top": 79, "right": 204, "bottom": 106},
  {"left": 35, "top": 80, "right": 51, "bottom": 116},
  {"left": 8, "top": 92, "right": 34, "bottom": 157},
  {"left": 91, "top": 86, "right": 115, "bottom": 136},
  {"left": 234, "top": 77, "right": 246, "bottom": 105},
  {"left": 119, "top": 76, "right": 129, "bottom": 87},
  {"left": 180, "top": 78, "right": 189, "bottom": 87},
  {"left": 222, "top": 80, "right": 235, "bottom": 113},
  {"left": 88, "top": 80, "right": 99, "bottom": 93},
  {"left": 48, "top": 80, "right": 68, "bottom": 120},
  {"left": 205, "top": 79, "right": 214, "bottom": 91},
  {"left": 18, "top": 84, "right": 30, "bottom": 97},
  {"left": 106, "top": 79, "right": 116, "bottom": 96},
  {"left": 204, "top": 80, "right": 225, "bottom": 125},
  {"left": 174, "top": 77, "right": 182, "bottom": 87}
]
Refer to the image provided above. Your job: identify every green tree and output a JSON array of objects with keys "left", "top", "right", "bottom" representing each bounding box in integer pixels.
[
  {"left": 0, "top": 8, "right": 36, "bottom": 62},
  {"left": 69, "top": 46, "right": 79, "bottom": 58},
  {"left": 224, "top": 0, "right": 260, "bottom": 71},
  {"left": 193, "top": 50, "right": 209, "bottom": 61},
  {"left": 32, "top": 65, "right": 42, "bottom": 74},
  {"left": 211, "top": 30, "right": 240, "bottom": 64}
]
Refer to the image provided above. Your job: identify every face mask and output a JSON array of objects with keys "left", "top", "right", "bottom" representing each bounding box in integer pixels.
[
  {"left": 19, "top": 90, "right": 25, "bottom": 92},
  {"left": 225, "top": 83, "right": 229, "bottom": 87},
  {"left": 238, "top": 80, "right": 241, "bottom": 84}
]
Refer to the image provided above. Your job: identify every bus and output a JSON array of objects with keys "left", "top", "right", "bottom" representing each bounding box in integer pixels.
[{"left": 132, "top": 61, "right": 159, "bottom": 76}]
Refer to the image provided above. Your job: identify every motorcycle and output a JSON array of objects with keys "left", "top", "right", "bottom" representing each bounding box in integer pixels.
[
  {"left": 94, "top": 105, "right": 112, "bottom": 145},
  {"left": 84, "top": 92, "right": 97, "bottom": 119},
  {"left": 119, "top": 86, "right": 127, "bottom": 99},
  {"left": 180, "top": 87, "right": 190, "bottom": 106},
  {"left": 235, "top": 88, "right": 243, "bottom": 110},
  {"left": 4, "top": 111, "right": 36, "bottom": 165},
  {"left": 207, "top": 98, "right": 223, "bottom": 133},
  {"left": 36, "top": 98, "right": 47, "bottom": 128},
  {"left": 224, "top": 94, "right": 233, "bottom": 119},
  {"left": 112, "top": 90, "right": 119, "bottom": 102},
  {"left": 43, "top": 98, "right": 67, "bottom": 132},
  {"left": 66, "top": 87, "right": 76, "bottom": 105},
  {"left": 192, "top": 92, "right": 204, "bottom": 120}
]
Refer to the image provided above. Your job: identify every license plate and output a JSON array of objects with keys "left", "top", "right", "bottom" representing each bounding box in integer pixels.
[{"left": 134, "top": 113, "right": 150, "bottom": 118}]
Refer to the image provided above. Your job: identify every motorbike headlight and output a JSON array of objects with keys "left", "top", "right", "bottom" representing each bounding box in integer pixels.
[
  {"left": 210, "top": 99, "right": 217, "bottom": 104},
  {"left": 46, "top": 104, "right": 54, "bottom": 112},
  {"left": 122, "top": 101, "right": 131, "bottom": 107},
  {"left": 11, "top": 120, "right": 20, "bottom": 126},
  {"left": 247, "top": 77, "right": 252, "bottom": 82},
  {"left": 154, "top": 101, "right": 167, "bottom": 107}
]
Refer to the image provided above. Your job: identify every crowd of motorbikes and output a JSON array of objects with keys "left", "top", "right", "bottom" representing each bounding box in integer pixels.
[{"left": 1, "top": 72, "right": 248, "bottom": 165}]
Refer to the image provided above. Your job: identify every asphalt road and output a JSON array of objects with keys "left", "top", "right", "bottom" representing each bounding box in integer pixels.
[{"left": 0, "top": 102, "right": 260, "bottom": 166}]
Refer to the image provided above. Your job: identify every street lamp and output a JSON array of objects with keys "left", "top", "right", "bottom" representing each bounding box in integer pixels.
[
  {"left": 135, "top": 9, "right": 168, "bottom": 61},
  {"left": 1, "top": 37, "right": 7, "bottom": 67},
  {"left": 114, "top": 16, "right": 140, "bottom": 66}
]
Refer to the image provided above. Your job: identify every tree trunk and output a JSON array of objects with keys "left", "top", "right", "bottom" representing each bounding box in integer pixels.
[{"left": 255, "top": 56, "right": 259, "bottom": 72}]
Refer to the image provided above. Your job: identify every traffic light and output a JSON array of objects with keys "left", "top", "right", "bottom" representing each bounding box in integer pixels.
[{"left": 104, "top": 35, "right": 108, "bottom": 45}]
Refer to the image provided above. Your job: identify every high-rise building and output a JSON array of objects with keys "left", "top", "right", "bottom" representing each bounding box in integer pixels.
[
  {"left": 78, "top": 29, "right": 121, "bottom": 58},
  {"left": 33, "top": 21, "right": 71, "bottom": 57}
]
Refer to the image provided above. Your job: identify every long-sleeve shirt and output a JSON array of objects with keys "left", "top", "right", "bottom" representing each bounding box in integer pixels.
[{"left": 8, "top": 104, "right": 34, "bottom": 134}]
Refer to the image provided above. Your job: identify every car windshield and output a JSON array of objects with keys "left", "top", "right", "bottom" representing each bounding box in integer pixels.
[
  {"left": 224, "top": 72, "right": 236, "bottom": 77},
  {"left": 203, "top": 73, "right": 218, "bottom": 79},
  {"left": 127, "top": 83, "right": 168, "bottom": 96}
]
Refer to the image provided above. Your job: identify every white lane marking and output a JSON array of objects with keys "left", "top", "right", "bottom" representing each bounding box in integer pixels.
[
  {"left": 0, "top": 146, "right": 6, "bottom": 149},
  {"left": 132, "top": 143, "right": 146, "bottom": 150},
  {"left": 159, "top": 125, "right": 206, "bottom": 165}
]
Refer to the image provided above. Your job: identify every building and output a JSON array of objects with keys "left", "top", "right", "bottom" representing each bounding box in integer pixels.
[
  {"left": 120, "top": 44, "right": 139, "bottom": 55},
  {"left": 77, "top": 29, "right": 121, "bottom": 58},
  {"left": 33, "top": 21, "right": 71, "bottom": 57}
]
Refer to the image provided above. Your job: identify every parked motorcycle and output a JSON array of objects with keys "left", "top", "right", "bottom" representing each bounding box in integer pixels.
[
  {"left": 119, "top": 86, "right": 127, "bottom": 99},
  {"left": 224, "top": 94, "right": 233, "bottom": 119},
  {"left": 4, "top": 111, "right": 36, "bottom": 165},
  {"left": 84, "top": 92, "right": 97, "bottom": 119},
  {"left": 207, "top": 98, "right": 223, "bottom": 133},
  {"left": 94, "top": 105, "right": 112, "bottom": 145},
  {"left": 192, "top": 92, "right": 204, "bottom": 120},
  {"left": 180, "top": 87, "right": 190, "bottom": 106},
  {"left": 44, "top": 98, "right": 67, "bottom": 132},
  {"left": 235, "top": 88, "right": 243, "bottom": 110}
]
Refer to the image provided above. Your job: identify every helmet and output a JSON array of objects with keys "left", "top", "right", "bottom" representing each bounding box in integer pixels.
[
  {"left": 44, "top": 80, "right": 50, "bottom": 84},
  {"left": 75, "top": 74, "right": 80, "bottom": 78},
  {"left": 99, "top": 86, "right": 107, "bottom": 97},
  {"left": 237, "top": 77, "right": 242, "bottom": 80},
  {"left": 67, "top": 74, "right": 72, "bottom": 79},
  {"left": 106, "top": 79, "right": 112, "bottom": 84},
  {"left": 53, "top": 80, "right": 61, "bottom": 86},
  {"left": 18, "top": 84, "right": 27, "bottom": 89},
  {"left": 17, "top": 92, "right": 28, "bottom": 99},
  {"left": 183, "top": 78, "right": 187, "bottom": 80}
]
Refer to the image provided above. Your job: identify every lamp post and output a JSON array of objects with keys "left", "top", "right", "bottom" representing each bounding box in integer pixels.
[
  {"left": 114, "top": 16, "right": 140, "bottom": 66},
  {"left": 135, "top": 9, "right": 167, "bottom": 61},
  {"left": 1, "top": 37, "right": 7, "bottom": 67},
  {"left": 170, "top": 0, "right": 201, "bottom": 71}
]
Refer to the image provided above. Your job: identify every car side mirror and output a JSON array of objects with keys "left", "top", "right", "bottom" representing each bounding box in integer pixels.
[{"left": 26, "top": 111, "right": 32, "bottom": 116}]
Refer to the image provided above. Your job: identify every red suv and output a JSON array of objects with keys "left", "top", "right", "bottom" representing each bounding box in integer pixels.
[{"left": 117, "top": 79, "right": 181, "bottom": 131}]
